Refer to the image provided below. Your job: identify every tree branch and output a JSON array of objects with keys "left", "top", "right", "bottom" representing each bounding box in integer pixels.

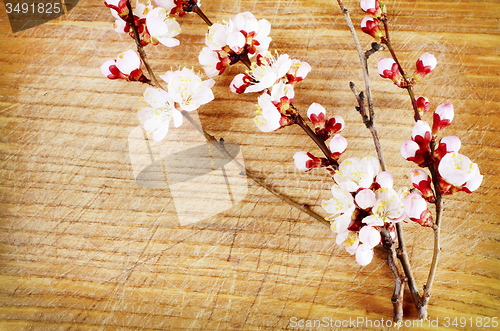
[{"left": 181, "top": 111, "right": 331, "bottom": 227}]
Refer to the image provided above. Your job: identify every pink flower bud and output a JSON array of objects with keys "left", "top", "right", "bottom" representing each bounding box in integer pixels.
[
  {"left": 401, "top": 140, "right": 427, "bottom": 167},
  {"left": 411, "top": 120, "right": 432, "bottom": 151},
  {"left": 433, "top": 136, "right": 461, "bottom": 160},
  {"left": 293, "top": 151, "right": 321, "bottom": 171},
  {"left": 229, "top": 73, "right": 251, "bottom": 94},
  {"left": 361, "top": 17, "right": 383, "bottom": 41},
  {"left": 414, "top": 52, "right": 437, "bottom": 81},
  {"left": 287, "top": 59, "right": 311, "bottom": 84},
  {"left": 329, "top": 134, "right": 347, "bottom": 159},
  {"left": 325, "top": 115, "right": 345, "bottom": 134},
  {"left": 360, "top": 0, "right": 381, "bottom": 17},
  {"left": 101, "top": 60, "right": 125, "bottom": 79},
  {"left": 432, "top": 103, "right": 454, "bottom": 136},
  {"left": 378, "top": 58, "right": 403, "bottom": 85},
  {"left": 307, "top": 103, "right": 326, "bottom": 127},
  {"left": 410, "top": 169, "right": 435, "bottom": 202},
  {"left": 415, "top": 96, "right": 430, "bottom": 116},
  {"left": 403, "top": 191, "right": 433, "bottom": 227}
]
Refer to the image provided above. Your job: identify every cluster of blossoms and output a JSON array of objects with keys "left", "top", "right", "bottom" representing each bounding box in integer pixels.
[
  {"left": 137, "top": 67, "right": 215, "bottom": 142},
  {"left": 227, "top": 52, "right": 312, "bottom": 133},
  {"left": 105, "top": 0, "right": 187, "bottom": 47},
  {"left": 294, "top": 103, "right": 346, "bottom": 170},
  {"left": 401, "top": 103, "right": 482, "bottom": 196},
  {"left": 359, "top": 0, "right": 437, "bottom": 87},
  {"left": 102, "top": 0, "right": 215, "bottom": 142},
  {"left": 199, "top": 12, "right": 272, "bottom": 77},
  {"left": 321, "top": 156, "right": 433, "bottom": 266}
]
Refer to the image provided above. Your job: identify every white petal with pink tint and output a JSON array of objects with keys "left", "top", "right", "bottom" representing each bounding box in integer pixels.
[
  {"left": 355, "top": 244, "right": 374, "bottom": 266},
  {"left": 401, "top": 140, "right": 420, "bottom": 159},
  {"left": 359, "top": 226, "right": 381, "bottom": 248},
  {"left": 115, "top": 50, "right": 141, "bottom": 75},
  {"left": 375, "top": 171, "right": 393, "bottom": 189},
  {"left": 439, "top": 136, "right": 461, "bottom": 153},
  {"left": 355, "top": 189, "right": 376, "bottom": 210}
]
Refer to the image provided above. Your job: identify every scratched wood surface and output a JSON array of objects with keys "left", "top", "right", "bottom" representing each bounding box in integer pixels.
[{"left": 0, "top": 0, "right": 499, "bottom": 330}]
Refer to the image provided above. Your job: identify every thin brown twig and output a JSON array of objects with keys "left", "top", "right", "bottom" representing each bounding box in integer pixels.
[
  {"left": 417, "top": 139, "right": 444, "bottom": 319},
  {"left": 380, "top": 18, "right": 421, "bottom": 122},
  {"left": 381, "top": 229, "right": 406, "bottom": 324},
  {"left": 181, "top": 111, "right": 331, "bottom": 227},
  {"left": 292, "top": 109, "right": 339, "bottom": 169}
]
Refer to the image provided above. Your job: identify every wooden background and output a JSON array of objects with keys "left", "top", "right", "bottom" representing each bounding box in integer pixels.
[{"left": 1, "top": 0, "right": 499, "bottom": 330}]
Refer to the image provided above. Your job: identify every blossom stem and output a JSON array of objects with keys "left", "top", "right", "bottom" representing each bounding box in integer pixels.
[
  {"left": 380, "top": 18, "right": 421, "bottom": 122},
  {"left": 381, "top": 229, "right": 406, "bottom": 324},
  {"left": 418, "top": 139, "right": 444, "bottom": 319},
  {"left": 240, "top": 54, "right": 252, "bottom": 70},
  {"left": 193, "top": 5, "right": 213, "bottom": 26},
  {"left": 336, "top": 0, "right": 375, "bottom": 122},
  {"left": 126, "top": 0, "right": 162, "bottom": 88},
  {"left": 180, "top": 110, "right": 330, "bottom": 227},
  {"left": 349, "top": 83, "right": 386, "bottom": 171},
  {"left": 292, "top": 110, "right": 339, "bottom": 169}
]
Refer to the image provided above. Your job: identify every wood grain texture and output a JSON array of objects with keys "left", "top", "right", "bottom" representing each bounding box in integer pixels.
[{"left": 0, "top": 0, "right": 499, "bottom": 330}]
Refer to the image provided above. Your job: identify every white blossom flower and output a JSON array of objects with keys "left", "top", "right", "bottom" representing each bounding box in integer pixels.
[
  {"left": 137, "top": 87, "right": 183, "bottom": 142},
  {"left": 146, "top": 7, "right": 181, "bottom": 47},
  {"left": 438, "top": 152, "right": 482, "bottom": 188},
  {"left": 253, "top": 94, "right": 282, "bottom": 132},
  {"left": 322, "top": 185, "right": 355, "bottom": 219},
  {"left": 334, "top": 156, "right": 380, "bottom": 192},
  {"left": 245, "top": 53, "right": 292, "bottom": 93},
  {"left": 362, "top": 187, "right": 406, "bottom": 226},
  {"left": 198, "top": 47, "right": 220, "bottom": 78},
  {"left": 155, "top": 0, "right": 176, "bottom": 12},
  {"left": 101, "top": 50, "right": 143, "bottom": 81},
  {"left": 160, "top": 67, "right": 215, "bottom": 111},
  {"left": 403, "top": 191, "right": 431, "bottom": 226},
  {"left": 287, "top": 59, "right": 312, "bottom": 84}
]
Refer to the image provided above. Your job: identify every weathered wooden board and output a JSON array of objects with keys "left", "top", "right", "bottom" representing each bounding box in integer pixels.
[{"left": 0, "top": 0, "right": 499, "bottom": 330}]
